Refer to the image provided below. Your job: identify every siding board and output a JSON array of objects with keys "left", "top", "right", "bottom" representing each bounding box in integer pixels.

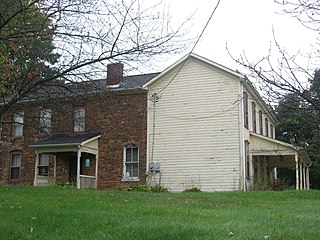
[{"left": 146, "top": 58, "right": 242, "bottom": 192}]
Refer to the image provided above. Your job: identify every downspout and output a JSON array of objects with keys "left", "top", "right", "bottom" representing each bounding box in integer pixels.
[
  {"left": 240, "top": 81, "right": 246, "bottom": 191},
  {"left": 150, "top": 93, "right": 158, "bottom": 165}
]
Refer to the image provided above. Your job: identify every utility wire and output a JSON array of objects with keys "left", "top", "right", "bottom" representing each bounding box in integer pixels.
[{"left": 157, "top": 0, "right": 222, "bottom": 95}]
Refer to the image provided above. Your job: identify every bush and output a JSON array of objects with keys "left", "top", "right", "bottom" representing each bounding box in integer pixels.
[
  {"left": 127, "top": 184, "right": 150, "bottom": 192},
  {"left": 149, "top": 184, "right": 168, "bottom": 193},
  {"left": 127, "top": 184, "right": 168, "bottom": 192},
  {"left": 52, "top": 181, "right": 77, "bottom": 188},
  {"left": 183, "top": 187, "right": 202, "bottom": 192}
]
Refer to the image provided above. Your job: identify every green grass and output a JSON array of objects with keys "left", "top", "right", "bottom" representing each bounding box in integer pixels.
[{"left": 0, "top": 187, "right": 320, "bottom": 239}]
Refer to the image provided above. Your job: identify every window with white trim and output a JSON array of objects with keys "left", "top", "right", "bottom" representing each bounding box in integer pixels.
[
  {"left": 10, "top": 152, "right": 22, "bottom": 180},
  {"left": 38, "top": 154, "right": 49, "bottom": 176},
  {"left": 123, "top": 145, "right": 139, "bottom": 181},
  {"left": 265, "top": 118, "right": 269, "bottom": 137},
  {"left": 270, "top": 124, "right": 274, "bottom": 139},
  {"left": 259, "top": 110, "right": 263, "bottom": 135},
  {"left": 39, "top": 108, "right": 52, "bottom": 134},
  {"left": 252, "top": 102, "right": 257, "bottom": 133},
  {"left": 12, "top": 112, "right": 24, "bottom": 137},
  {"left": 74, "top": 107, "right": 85, "bottom": 132},
  {"left": 243, "top": 92, "right": 249, "bottom": 129}
]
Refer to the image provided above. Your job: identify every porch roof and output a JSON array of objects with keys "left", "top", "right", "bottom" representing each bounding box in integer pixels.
[
  {"left": 30, "top": 132, "right": 101, "bottom": 154},
  {"left": 250, "top": 132, "right": 311, "bottom": 166}
]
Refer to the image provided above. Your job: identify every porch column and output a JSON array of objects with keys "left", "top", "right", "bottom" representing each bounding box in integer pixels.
[
  {"left": 33, "top": 149, "right": 39, "bottom": 186},
  {"left": 53, "top": 155, "right": 57, "bottom": 181},
  {"left": 304, "top": 165, "right": 306, "bottom": 190},
  {"left": 273, "top": 167, "right": 278, "bottom": 183},
  {"left": 95, "top": 152, "right": 99, "bottom": 188},
  {"left": 299, "top": 160, "right": 303, "bottom": 190},
  {"left": 306, "top": 167, "right": 310, "bottom": 190},
  {"left": 295, "top": 153, "right": 299, "bottom": 190},
  {"left": 77, "top": 146, "right": 81, "bottom": 189}
]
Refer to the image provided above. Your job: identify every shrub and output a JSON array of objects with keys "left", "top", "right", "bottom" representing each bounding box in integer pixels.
[
  {"left": 52, "top": 181, "right": 77, "bottom": 188},
  {"left": 127, "top": 184, "right": 168, "bottom": 192},
  {"left": 149, "top": 184, "right": 168, "bottom": 193},
  {"left": 127, "top": 184, "right": 150, "bottom": 192},
  {"left": 183, "top": 187, "right": 202, "bottom": 192}
]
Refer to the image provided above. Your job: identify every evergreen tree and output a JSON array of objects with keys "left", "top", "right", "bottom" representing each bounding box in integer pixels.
[
  {"left": 0, "top": 0, "right": 59, "bottom": 98},
  {"left": 276, "top": 70, "right": 320, "bottom": 188}
]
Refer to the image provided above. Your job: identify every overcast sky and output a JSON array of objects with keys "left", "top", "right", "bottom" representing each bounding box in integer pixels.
[{"left": 158, "top": 0, "right": 318, "bottom": 74}]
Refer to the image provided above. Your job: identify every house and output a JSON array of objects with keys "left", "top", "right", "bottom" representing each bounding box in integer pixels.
[
  {"left": 143, "top": 53, "right": 311, "bottom": 191},
  {"left": 0, "top": 63, "right": 158, "bottom": 189},
  {"left": 0, "top": 54, "right": 311, "bottom": 191}
]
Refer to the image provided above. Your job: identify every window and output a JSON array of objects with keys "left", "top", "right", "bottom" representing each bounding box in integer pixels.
[
  {"left": 245, "top": 140, "right": 250, "bottom": 180},
  {"left": 38, "top": 154, "right": 49, "bottom": 176},
  {"left": 243, "top": 92, "right": 249, "bottom": 128},
  {"left": 270, "top": 124, "right": 274, "bottom": 139},
  {"left": 123, "top": 145, "right": 139, "bottom": 181},
  {"left": 74, "top": 107, "right": 85, "bottom": 132},
  {"left": 39, "top": 108, "right": 52, "bottom": 134},
  {"left": 265, "top": 118, "right": 269, "bottom": 137},
  {"left": 10, "top": 152, "right": 22, "bottom": 180},
  {"left": 252, "top": 102, "right": 257, "bottom": 133},
  {"left": 12, "top": 112, "right": 24, "bottom": 137},
  {"left": 259, "top": 110, "right": 263, "bottom": 135}
]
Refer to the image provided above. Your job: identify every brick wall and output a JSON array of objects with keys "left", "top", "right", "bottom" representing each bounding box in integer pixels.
[{"left": 0, "top": 90, "right": 148, "bottom": 189}]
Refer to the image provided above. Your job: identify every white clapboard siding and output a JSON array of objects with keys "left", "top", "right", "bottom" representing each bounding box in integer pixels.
[{"left": 146, "top": 58, "right": 242, "bottom": 192}]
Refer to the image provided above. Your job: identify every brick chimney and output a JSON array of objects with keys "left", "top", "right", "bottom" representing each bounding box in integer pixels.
[{"left": 107, "top": 63, "right": 123, "bottom": 87}]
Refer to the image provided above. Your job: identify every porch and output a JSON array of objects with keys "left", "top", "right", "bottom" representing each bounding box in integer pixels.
[
  {"left": 247, "top": 132, "right": 311, "bottom": 190},
  {"left": 30, "top": 132, "right": 101, "bottom": 189}
]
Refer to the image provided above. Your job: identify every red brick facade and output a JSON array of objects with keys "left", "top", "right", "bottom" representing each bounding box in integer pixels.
[{"left": 0, "top": 89, "right": 148, "bottom": 189}]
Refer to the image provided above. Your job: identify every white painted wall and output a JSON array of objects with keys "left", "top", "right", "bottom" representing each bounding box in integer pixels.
[{"left": 146, "top": 57, "right": 243, "bottom": 192}]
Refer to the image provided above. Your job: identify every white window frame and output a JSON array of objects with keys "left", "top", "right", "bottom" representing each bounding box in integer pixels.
[
  {"left": 123, "top": 145, "right": 139, "bottom": 181},
  {"left": 252, "top": 102, "right": 257, "bottom": 133},
  {"left": 12, "top": 112, "right": 24, "bottom": 137},
  {"left": 38, "top": 154, "right": 49, "bottom": 176},
  {"left": 265, "top": 118, "right": 269, "bottom": 137},
  {"left": 74, "top": 107, "right": 85, "bottom": 132},
  {"left": 10, "top": 152, "right": 22, "bottom": 181},
  {"left": 243, "top": 92, "right": 249, "bottom": 129},
  {"left": 39, "top": 108, "right": 52, "bottom": 134}
]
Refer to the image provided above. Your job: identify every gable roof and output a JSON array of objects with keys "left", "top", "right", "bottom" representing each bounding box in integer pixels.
[
  {"left": 143, "top": 52, "right": 277, "bottom": 123},
  {"left": 143, "top": 53, "right": 245, "bottom": 89}
]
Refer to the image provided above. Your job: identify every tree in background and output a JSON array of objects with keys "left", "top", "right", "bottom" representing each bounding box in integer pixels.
[
  {"left": 0, "top": 0, "right": 59, "bottom": 108},
  {"left": 231, "top": 0, "right": 320, "bottom": 112},
  {"left": 0, "top": 0, "right": 189, "bottom": 117},
  {"left": 230, "top": 0, "right": 320, "bottom": 188},
  {"left": 275, "top": 70, "right": 320, "bottom": 188}
]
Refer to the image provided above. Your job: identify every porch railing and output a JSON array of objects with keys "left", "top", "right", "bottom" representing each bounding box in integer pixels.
[{"left": 79, "top": 175, "right": 96, "bottom": 189}]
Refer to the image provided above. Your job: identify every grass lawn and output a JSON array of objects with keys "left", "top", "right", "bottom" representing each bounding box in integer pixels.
[{"left": 0, "top": 186, "right": 319, "bottom": 240}]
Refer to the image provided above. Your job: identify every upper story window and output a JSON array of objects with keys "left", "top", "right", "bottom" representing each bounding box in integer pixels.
[
  {"left": 270, "top": 124, "right": 274, "bottom": 139},
  {"left": 38, "top": 154, "right": 49, "bottom": 176},
  {"left": 10, "top": 152, "right": 22, "bottom": 181},
  {"left": 265, "top": 118, "right": 269, "bottom": 137},
  {"left": 243, "top": 92, "right": 249, "bottom": 129},
  {"left": 259, "top": 110, "right": 263, "bottom": 135},
  {"left": 39, "top": 108, "right": 52, "bottom": 135},
  {"left": 252, "top": 102, "right": 257, "bottom": 133},
  {"left": 74, "top": 107, "right": 85, "bottom": 132},
  {"left": 12, "top": 112, "right": 24, "bottom": 137},
  {"left": 123, "top": 145, "right": 139, "bottom": 181}
]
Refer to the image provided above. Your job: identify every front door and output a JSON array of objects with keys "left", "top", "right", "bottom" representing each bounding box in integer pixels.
[{"left": 69, "top": 155, "right": 77, "bottom": 183}]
